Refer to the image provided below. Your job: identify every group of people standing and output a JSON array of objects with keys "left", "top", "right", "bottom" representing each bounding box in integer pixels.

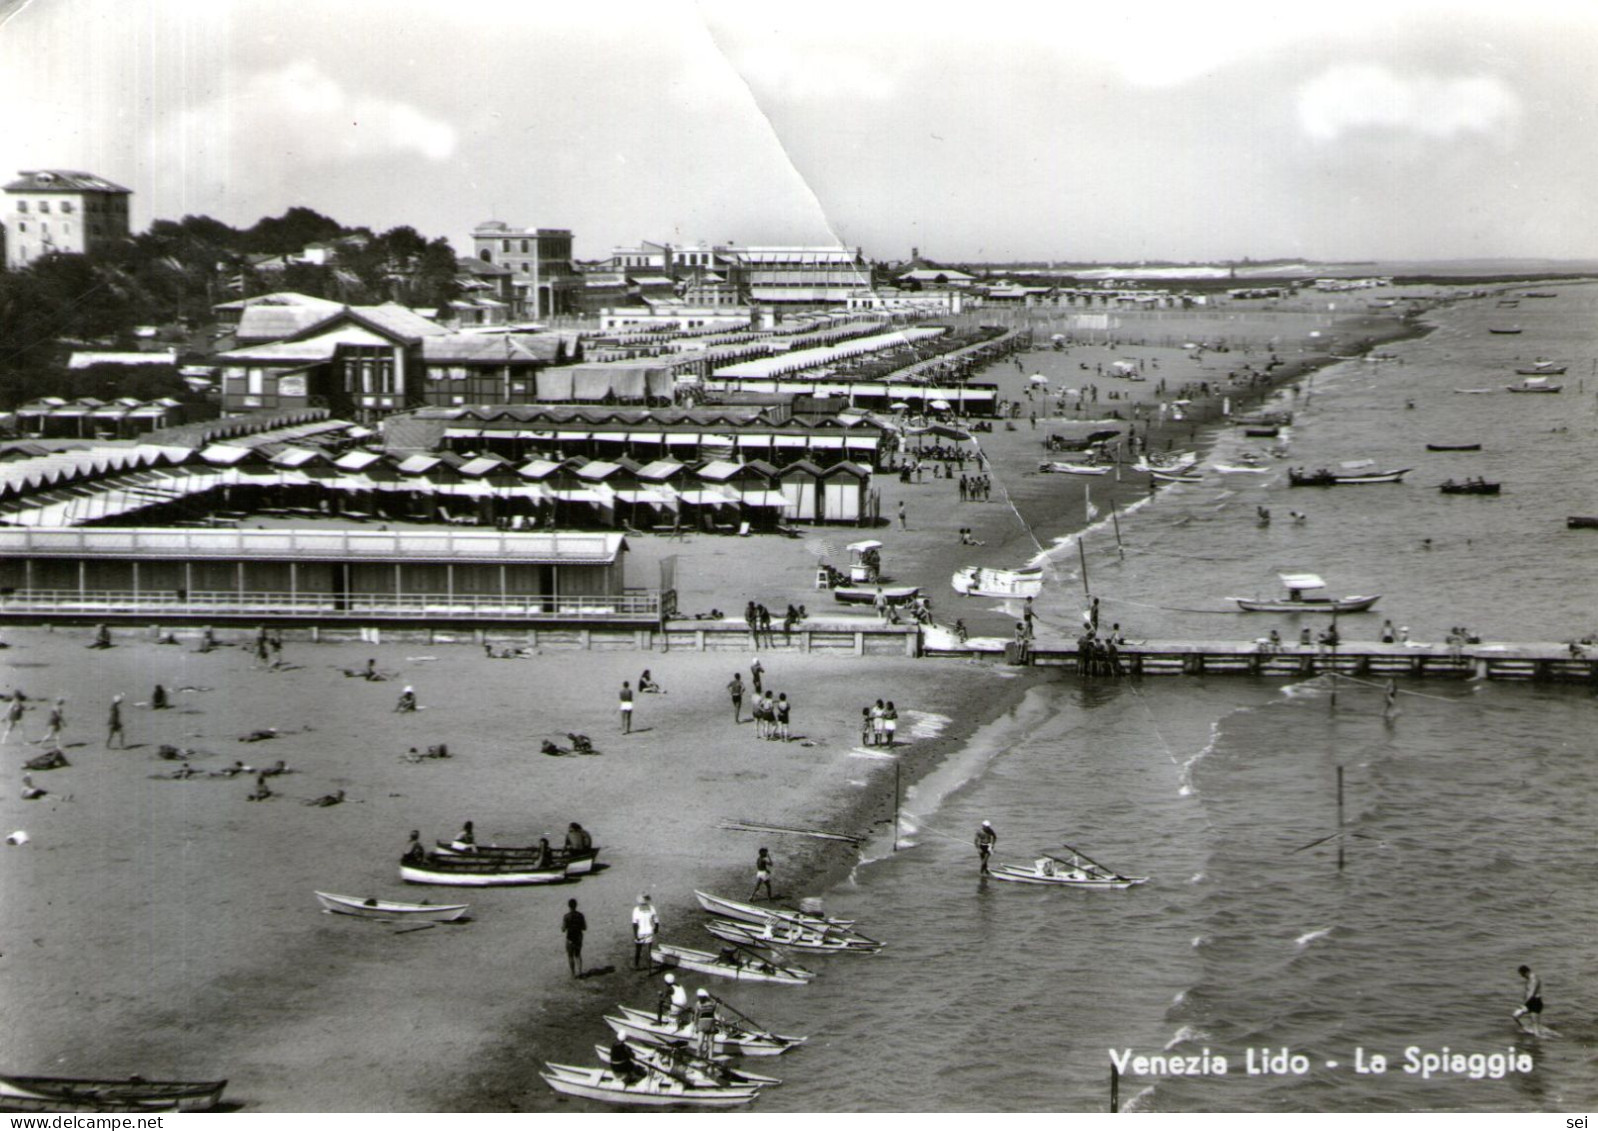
[{"left": 860, "top": 700, "right": 899, "bottom": 747}]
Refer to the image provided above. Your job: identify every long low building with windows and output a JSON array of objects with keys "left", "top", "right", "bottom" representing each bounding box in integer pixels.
[{"left": 0, "top": 527, "right": 656, "bottom": 625}]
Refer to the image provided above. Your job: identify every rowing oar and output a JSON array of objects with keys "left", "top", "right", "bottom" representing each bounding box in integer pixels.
[
  {"left": 394, "top": 922, "right": 437, "bottom": 935},
  {"left": 707, "top": 991, "right": 774, "bottom": 1039}
]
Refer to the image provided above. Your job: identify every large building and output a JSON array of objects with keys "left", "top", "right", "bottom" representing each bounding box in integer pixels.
[
  {"left": 2, "top": 169, "right": 132, "bottom": 269},
  {"left": 472, "top": 221, "right": 579, "bottom": 318}
]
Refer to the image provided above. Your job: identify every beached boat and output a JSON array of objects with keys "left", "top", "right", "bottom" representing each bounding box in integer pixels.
[
  {"left": 540, "top": 1063, "right": 760, "bottom": 1108},
  {"left": 1038, "top": 461, "right": 1110, "bottom": 476},
  {"left": 951, "top": 565, "right": 1044, "bottom": 600},
  {"left": 704, "top": 917, "right": 883, "bottom": 954},
  {"left": 1567, "top": 516, "right": 1598, "bottom": 530},
  {"left": 652, "top": 942, "right": 815, "bottom": 986},
  {"left": 609, "top": 1006, "right": 806, "bottom": 1056},
  {"left": 919, "top": 623, "right": 1008, "bottom": 654},
  {"left": 1515, "top": 361, "right": 1567, "bottom": 376},
  {"left": 831, "top": 584, "right": 919, "bottom": 606},
  {"left": 399, "top": 857, "right": 568, "bottom": 887},
  {"left": 1231, "top": 572, "right": 1380, "bottom": 614},
  {"left": 432, "top": 843, "right": 600, "bottom": 875},
  {"left": 1150, "top": 469, "right": 1204, "bottom": 485},
  {"left": 1425, "top": 443, "right": 1481, "bottom": 452},
  {"left": 693, "top": 890, "right": 856, "bottom": 931},
  {"left": 596, "top": 1044, "right": 783, "bottom": 1087},
  {"left": 1288, "top": 467, "right": 1409, "bottom": 486},
  {"left": 1506, "top": 377, "right": 1562, "bottom": 393},
  {"left": 1439, "top": 479, "right": 1500, "bottom": 495},
  {"left": 1487, "top": 326, "right": 1523, "bottom": 334},
  {"left": 0, "top": 1075, "right": 227, "bottom": 1114},
  {"left": 989, "top": 844, "right": 1147, "bottom": 890},
  {"left": 315, "top": 891, "right": 469, "bottom": 921},
  {"left": 1242, "top": 425, "right": 1280, "bottom": 438},
  {"left": 1132, "top": 451, "right": 1198, "bottom": 474},
  {"left": 1212, "top": 463, "right": 1272, "bottom": 474}
]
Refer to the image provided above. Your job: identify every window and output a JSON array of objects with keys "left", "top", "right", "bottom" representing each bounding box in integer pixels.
[
  {"left": 39, "top": 201, "right": 50, "bottom": 213},
  {"left": 520, "top": 240, "right": 529, "bottom": 253},
  {"left": 16, "top": 221, "right": 25, "bottom": 232},
  {"left": 502, "top": 240, "right": 510, "bottom": 253},
  {"left": 16, "top": 201, "right": 26, "bottom": 213},
  {"left": 60, "top": 201, "right": 73, "bottom": 214}
]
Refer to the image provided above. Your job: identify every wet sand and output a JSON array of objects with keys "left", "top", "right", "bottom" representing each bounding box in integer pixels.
[{"left": 0, "top": 296, "right": 1429, "bottom": 1110}]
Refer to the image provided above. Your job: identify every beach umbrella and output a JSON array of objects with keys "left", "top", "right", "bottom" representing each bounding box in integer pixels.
[
  {"left": 929, "top": 399, "right": 952, "bottom": 411},
  {"left": 890, "top": 401, "right": 912, "bottom": 411},
  {"left": 1029, "top": 374, "right": 1049, "bottom": 385}
]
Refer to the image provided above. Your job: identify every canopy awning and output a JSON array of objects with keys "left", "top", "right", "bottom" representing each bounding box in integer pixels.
[{"left": 1279, "top": 572, "right": 1327, "bottom": 591}]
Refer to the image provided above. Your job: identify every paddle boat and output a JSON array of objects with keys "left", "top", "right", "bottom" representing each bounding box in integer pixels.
[
  {"left": 1505, "top": 376, "right": 1561, "bottom": 393},
  {"left": 1230, "top": 572, "right": 1380, "bottom": 614},
  {"left": 399, "top": 856, "right": 568, "bottom": 887},
  {"left": 596, "top": 1043, "right": 783, "bottom": 1088},
  {"left": 607, "top": 1005, "right": 806, "bottom": 1056},
  {"left": 989, "top": 844, "right": 1147, "bottom": 890},
  {"left": 540, "top": 1063, "right": 760, "bottom": 1108},
  {"left": 703, "top": 917, "right": 883, "bottom": 954},
  {"left": 0, "top": 1075, "right": 227, "bottom": 1114},
  {"left": 651, "top": 942, "right": 815, "bottom": 986},
  {"left": 694, "top": 890, "right": 855, "bottom": 931},
  {"left": 314, "top": 891, "right": 469, "bottom": 921},
  {"left": 951, "top": 565, "right": 1044, "bottom": 600}
]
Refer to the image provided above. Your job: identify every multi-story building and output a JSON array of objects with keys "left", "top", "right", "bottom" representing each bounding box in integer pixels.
[
  {"left": 734, "top": 246, "right": 872, "bottom": 308},
  {"left": 472, "top": 221, "right": 578, "bottom": 318},
  {"left": 2, "top": 169, "right": 132, "bottom": 269}
]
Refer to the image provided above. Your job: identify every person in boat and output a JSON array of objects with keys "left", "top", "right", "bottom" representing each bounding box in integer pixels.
[
  {"left": 631, "top": 894, "right": 660, "bottom": 970},
  {"left": 974, "top": 820, "right": 998, "bottom": 875},
  {"left": 751, "top": 846, "right": 774, "bottom": 901},
  {"left": 532, "top": 837, "right": 553, "bottom": 869},
  {"left": 609, "top": 1034, "right": 646, "bottom": 1085},
  {"left": 638, "top": 669, "right": 663, "bottom": 694},
  {"left": 563, "top": 897, "right": 587, "bottom": 979},
  {"left": 1380, "top": 620, "right": 1396, "bottom": 644},
  {"left": 693, "top": 988, "right": 720, "bottom": 1059},
  {"left": 565, "top": 821, "right": 592, "bottom": 854},
  {"left": 1514, "top": 965, "right": 1544, "bottom": 1036},
  {"left": 402, "top": 830, "right": 427, "bottom": 865},
  {"left": 452, "top": 820, "right": 477, "bottom": 853},
  {"left": 658, "top": 971, "right": 688, "bottom": 1023}
]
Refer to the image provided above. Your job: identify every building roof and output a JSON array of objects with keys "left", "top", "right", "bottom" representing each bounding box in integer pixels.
[
  {"left": 66, "top": 350, "right": 178, "bottom": 369},
  {"left": 421, "top": 333, "right": 565, "bottom": 364},
  {"left": 5, "top": 170, "right": 131, "bottom": 194}
]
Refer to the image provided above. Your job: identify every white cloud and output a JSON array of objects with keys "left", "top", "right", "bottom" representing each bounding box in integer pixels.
[{"left": 1297, "top": 64, "right": 1520, "bottom": 142}]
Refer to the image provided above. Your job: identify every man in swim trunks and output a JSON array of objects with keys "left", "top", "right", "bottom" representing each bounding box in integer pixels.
[
  {"left": 1514, "top": 965, "right": 1544, "bottom": 1036},
  {"left": 974, "top": 820, "right": 997, "bottom": 875},
  {"left": 631, "top": 893, "right": 659, "bottom": 970}
]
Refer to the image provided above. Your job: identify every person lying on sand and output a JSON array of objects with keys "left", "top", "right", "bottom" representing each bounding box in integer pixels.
[
  {"left": 304, "top": 790, "right": 345, "bottom": 807},
  {"left": 239, "top": 729, "right": 278, "bottom": 743},
  {"left": 541, "top": 739, "right": 567, "bottom": 756},
  {"left": 20, "top": 774, "right": 47, "bottom": 800},
  {"left": 246, "top": 774, "right": 272, "bottom": 801}
]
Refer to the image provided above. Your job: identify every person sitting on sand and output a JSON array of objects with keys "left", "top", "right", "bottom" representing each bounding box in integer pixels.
[
  {"left": 88, "top": 624, "right": 112, "bottom": 649},
  {"left": 638, "top": 670, "right": 664, "bottom": 694},
  {"left": 394, "top": 687, "right": 417, "bottom": 713},
  {"left": 260, "top": 760, "right": 288, "bottom": 777},
  {"left": 568, "top": 733, "right": 594, "bottom": 755},
  {"left": 363, "top": 658, "right": 381, "bottom": 681},
  {"left": 246, "top": 773, "right": 272, "bottom": 801},
  {"left": 150, "top": 684, "right": 169, "bottom": 710},
  {"left": 541, "top": 739, "right": 565, "bottom": 756},
  {"left": 21, "top": 773, "right": 47, "bottom": 800}
]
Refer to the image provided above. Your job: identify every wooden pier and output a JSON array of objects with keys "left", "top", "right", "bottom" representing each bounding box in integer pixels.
[{"left": 1019, "top": 638, "right": 1598, "bottom": 684}]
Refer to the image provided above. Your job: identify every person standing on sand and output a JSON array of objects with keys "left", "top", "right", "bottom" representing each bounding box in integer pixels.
[
  {"left": 974, "top": 820, "right": 998, "bottom": 875},
  {"left": 750, "top": 658, "right": 763, "bottom": 696},
  {"left": 563, "top": 897, "right": 587, "bottom": 978},
  {"left": 619, "top": 680, "right": 634, "bottom": 734},
  {"left": 37, "top": 697, "right": 65, "bottom": 747},
  {"left": 3, "top": 692, "right": 24, "bottom": 744},
  {"left": 775, "top": 693, "right": 791, "bottom": 742},
  {"left": 728, "top": 672, "right": 744, "bottom": 723},
  {"left": 883, "top": 701, "right": 898, "bottom": 747},
  {"left": 751, "top": 847, "right": 774, "bottom": 900},
  {"left": 106, "top": 694, "right": 126, "bottom": 748},
  {"left": 897, "top": 501, "right": 907, "bottom": 530},
  {"left": 631, "top": 894, "right": 659, "bottom": 970}
]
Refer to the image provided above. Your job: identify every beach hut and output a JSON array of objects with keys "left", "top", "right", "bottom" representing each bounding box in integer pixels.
[
  {"left": 775, "top": 459, "right": 823, "bottom": 522},
  {"left": 818, "top": 460, "right": 870, "bottom": 524}
]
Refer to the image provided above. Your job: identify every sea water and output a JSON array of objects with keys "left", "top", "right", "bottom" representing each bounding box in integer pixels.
[{"left": 747, "top": 286, "right": 1598, "bottom": 1112}]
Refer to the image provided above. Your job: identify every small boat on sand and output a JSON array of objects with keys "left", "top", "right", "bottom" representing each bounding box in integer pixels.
[
  {"left": 1150, "top": 469, "right": 1204, "bottom": 485},
  {"left": 1132, "top": 451, "right": 1198, "bottom": 474},
  {"left": 704, "top": 918, "right": 883, "bottom": 954},
  {"left": 399, "top": 857, "right": 568, "bottom": 887},
  {"left": 831, "top": 585, "right": 919, "bottom": 606},
  {"left": 541, "top": 1063, "right": 760, "bottom": 1108},
  {"left": 1038, "top": 461, "right": 1110, "bottom": 476},
  {"left": 0, "top": 1076, "right": 227, "bottom": 1114},
  {"left": 951, "top": 565, "right": 1044, "bottom": 600},
  {"left": 315, "top": 891, "right": 469, "bottom": 921},
  {"left": 608, "top": 1005, "right": 806, "bottom": 1056},
  {"left": 694, "top": 890, "right": 855, "bottom": 930},
  {"left": 1487, "top": 326, "right": 1523, "bottom": 334},
  {"left": 1425, "top": 443, "right": 1481, "bottom": 452},
  {"left": 1230, "top": 572, "right": 1380, "bottom": 614},
  {"left": 1506, "top": 377, "right": 1562, "bottom": 393},
  {"left": 990, "top": 843, "right": 1147, "bottom": 889},
  {"left": 432, "top": 842, "right": 600, "bottom": 875},
  {"left": 652, "top": 942, "right": 815, "bottom": 986}
]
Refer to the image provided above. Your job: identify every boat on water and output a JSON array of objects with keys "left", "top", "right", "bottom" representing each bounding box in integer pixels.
[
  {"left": 1515, "top": 361, "right": 1567, "bottom": 376},
  {"left": 652, "top": 942, "right": 815, "bottom": 986},
  {"left": 951, "top": 565, "right": 1044, "bottom": 600},
  {"left": 1038, "top": 461, "right": 1109, "bottom": 476},
  {"left": 1439, "top": 479, "right": 1501, "bottom": 496},
  {"left": 1242, "top": 425, "right": 1280, "bottom": 438},
  {"left": 314, "top": 891, "right": 469, "bottom": 921},
  {"left": 432, "top": 842, "right": 600, "bottom": 875},
  {"left": 1288, "top": 467, "right": 1409, "bottom": 486},
  {"left": 1568, "top": 516, "right": 1598, "bottom": 530},
  {"left": 831, "top": 584, "right": 919, "bottom": 606},
  {"left": 694, "top": 889, "right": 855, "bottom": 931},
  {"left": 1453, "top": 388, "right": 1494, "bottom": 395},
  {"left": 1230, "top": 572, "right": 1380, "bottom": 614},
  {"left": 1425, "top": 443, "right": 1481, "bottom": 452},
  {"left": 1506, "top": 377, "right": 1562, "bottom": 393},
  {"left": 704, "top": 918, "right": 882, "bottom": 954},
  {"left": 989, "top": 843, "right": 1147, "bottom": 890},
  {"left": 0, "top": 1076, "right": 227, "bottom": 1114},
  {"left": 1523, "top": 291, "right": 1558, "bottom": 298},
  {"left": 607, "top": 1006, "right": 806, "bottom": 1056},
  {"left": 1487, "top": 326, "right": 1523, "bottom": 334},
  {"left": 595, "top": 1044, "right": 782, "bottom": 1088},
  {"left": 541, "top": 1063, "right": 760, "bottom": 1108},
  {"left": 919, "top": 623, "right": 1008, "bottom": 653},
  {"left": 1132, "top": 451, "right": 1198, "bottom": 474},
  {"left": 399, "top": 857, "right": 569, "bottom": 887},
  {"left": 1150, "top": 469, "right": 1204, "bottom": 484}
]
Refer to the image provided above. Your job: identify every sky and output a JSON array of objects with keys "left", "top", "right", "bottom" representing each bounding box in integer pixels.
[{"left": 1, "top": 0, "right": 1596, "bottom": 264}]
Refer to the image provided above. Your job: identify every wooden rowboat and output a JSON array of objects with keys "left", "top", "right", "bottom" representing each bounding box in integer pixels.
[
  {"left": 0, "top": 1075, "right": 227, "bottom": 1114},
  {"left": 596, "top": 1044, "right": 783, "bottom": 1087},
  {"left": 399, "top": 858, "right": 568, "bottom": 887},
  {"left": 1568, "top": 516, "right": 1598, "bottom": 530},
  {"left": 432, "top": 843, "right": 600, "bottom": 875},
  {"left": 541, "top": 1063, "right": 760, "bottom": 1108},
  {"left": 990, "top": 843, "right": 1146, "bottom": 889},
  {"left": 609, "top": 1005, "right": 805, "bottom": 1056},
  {"left": 652, "top": 942, "right": 814, "bottom": 986},
  {"left": 1289, "top": 467, "right": 1409, "bottom": 486},
  {"left": 703, "top": 918, "right": 882, "bottom": 954},
  {"left": 693, "top": 890, "right": 855, "bottom": 930},
  {"left": 315, "top": 891, "right": 469, "bottom": 921},
  {"left": 1425, "top": 443, "right": 1481, "bottom": 452}
]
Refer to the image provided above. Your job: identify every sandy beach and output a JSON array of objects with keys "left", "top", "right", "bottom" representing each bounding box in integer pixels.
[{"left": 0, "top": 295, "right": 1431, "bottom": 1111}]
